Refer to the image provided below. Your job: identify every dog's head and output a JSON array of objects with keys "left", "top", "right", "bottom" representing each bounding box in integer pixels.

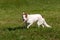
[{"left": 22, "top": 12, "right": 28, "bottom": 22}]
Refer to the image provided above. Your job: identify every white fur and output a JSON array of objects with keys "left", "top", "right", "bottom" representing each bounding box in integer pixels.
[{"left": 23, "top": 14, "right": 51, "bottom": 29}]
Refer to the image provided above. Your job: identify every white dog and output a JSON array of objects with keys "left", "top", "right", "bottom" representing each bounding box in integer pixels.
[{"left": 22, "top": 12, "right": 51, "bottom": 29}]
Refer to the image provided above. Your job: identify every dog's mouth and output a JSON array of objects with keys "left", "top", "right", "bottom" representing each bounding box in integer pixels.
[
  {"left": 23, "top": 19, "right": 25, "bottom": 21},
  {"left": 23, "top": 19, "right": 27, "bottom": 23}
]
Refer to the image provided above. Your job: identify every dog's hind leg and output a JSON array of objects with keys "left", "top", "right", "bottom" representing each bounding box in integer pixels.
[
  {"left": 37, "top": 21, "right": 42, "bottom": 27},
  {"left": 41, "top": 24, "right": 44, "bottom": 28}
]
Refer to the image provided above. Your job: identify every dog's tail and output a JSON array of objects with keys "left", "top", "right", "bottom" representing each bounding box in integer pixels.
[{"left": 43, "top": 18, "right": 51, "bottom": 28}]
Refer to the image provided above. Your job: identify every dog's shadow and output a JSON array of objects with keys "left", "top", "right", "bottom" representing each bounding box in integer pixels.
[{"left": 6, "top": 26, "right": 27, "bottom": 31}]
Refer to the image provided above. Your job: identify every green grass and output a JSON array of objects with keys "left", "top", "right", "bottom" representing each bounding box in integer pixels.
[{"left": 0, "top": 0, "right": 60, "bottom": 40}]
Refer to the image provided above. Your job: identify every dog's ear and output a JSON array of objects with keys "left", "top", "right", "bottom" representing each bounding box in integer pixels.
[{"left": 22, "top": 12, "right": 25, "bottom": 15}]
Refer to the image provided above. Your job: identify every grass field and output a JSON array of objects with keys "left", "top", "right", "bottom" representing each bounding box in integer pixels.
[{"left": 0, "top": 0, "right": 60, "bottom": 40}]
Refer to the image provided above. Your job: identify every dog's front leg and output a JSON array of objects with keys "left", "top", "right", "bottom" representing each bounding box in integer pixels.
[{"left": 27, "top": 22, "right": 33, "bottom": 29}]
